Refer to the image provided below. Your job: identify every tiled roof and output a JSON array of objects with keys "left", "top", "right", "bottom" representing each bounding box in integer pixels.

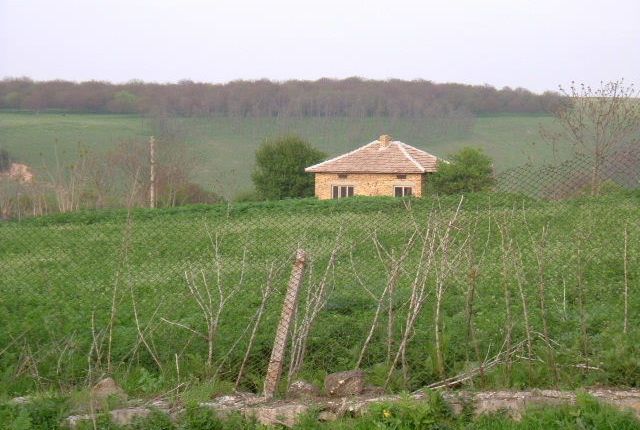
[{"left": 305, "top": 137, "right": 440, "bottom": 174}]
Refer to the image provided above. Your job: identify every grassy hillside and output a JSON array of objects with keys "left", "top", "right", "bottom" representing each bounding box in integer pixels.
[
  {"left": 1, "top": 193, "right": 638, "bottom": 397},
  {"left": 0, "top": 112, "right": 570, "bottom": 198}
]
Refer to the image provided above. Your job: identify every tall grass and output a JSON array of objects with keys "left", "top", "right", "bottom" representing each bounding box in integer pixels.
[{"left": 0, "top": 192, "right": 639, "bottom": 396}]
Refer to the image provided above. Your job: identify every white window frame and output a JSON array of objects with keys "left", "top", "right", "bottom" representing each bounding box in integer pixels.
[
  {"left": 332, "top": 185, "right": 354, "bottom": 199},
  {"left": 394, "top": 186, "right": 413, "bottom": 197}
]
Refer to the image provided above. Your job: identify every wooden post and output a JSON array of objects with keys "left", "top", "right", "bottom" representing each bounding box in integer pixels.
[
  {"left": 149, "top": 136, "right": 156, "bottom": 209},
  {"left": 264, "top": 249, "right": 306, "bottom": 399}
]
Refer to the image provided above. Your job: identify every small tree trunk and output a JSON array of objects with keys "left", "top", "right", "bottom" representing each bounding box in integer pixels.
[
  {"left": 434, "top": 280, "right": 446, "bottom": 378},
  {"left": 623, "top": 225, "right": 629, "bottom": 335},
  {"left": 149, "top": 136, "right": 156, "bottom": 208},
  {"left": 576, "top": 248, "right": 589, "bottom": 371}
]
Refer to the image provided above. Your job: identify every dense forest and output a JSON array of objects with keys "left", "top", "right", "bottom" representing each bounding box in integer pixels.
[{"left": 0, "top": 77, "right": 560, "bottom": 117}]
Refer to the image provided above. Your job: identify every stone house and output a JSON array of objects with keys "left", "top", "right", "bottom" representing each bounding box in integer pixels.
[{"left": 305, "top": 135, "right": 440, "bottom": 199}]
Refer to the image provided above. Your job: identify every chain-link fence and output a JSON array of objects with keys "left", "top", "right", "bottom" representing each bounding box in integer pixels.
[{"left": 1, "top": 151, "right": 639, "bottom": 397}]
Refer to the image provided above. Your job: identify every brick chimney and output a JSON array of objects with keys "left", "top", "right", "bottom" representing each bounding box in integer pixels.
[{"left": 378, "top": 134, "right": 392, "bottom": 148}]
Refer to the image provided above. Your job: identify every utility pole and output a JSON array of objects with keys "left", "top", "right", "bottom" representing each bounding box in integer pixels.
[{"left": 149, "top": 136, "right": 156, "bottom": 209}]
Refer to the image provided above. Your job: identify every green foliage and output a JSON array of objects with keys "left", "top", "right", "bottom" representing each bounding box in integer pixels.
[
  {"left": 132, "top": 409, "right": 176, "bottom": 430},
  {"left": 180, "top": 380, "right": 235, "bottom": 405},
  {"left": 430, "top": 147, "right": 495, "bottom": 194},
  {"left": 0, "top": 148, "right": 11, "bottom": 172},
  {"left": 233, "top": 189, "right": 262, "bottom": 203},
  {"left": 601, "top": 335, "right": 640, "bottom": 387},
  {"left": 474, "top": 394, "right": 640, "bottom": 430},
  {"left": 160, "top": 182, "right": 223, "bottom": 206},
  {"left": 0, "top": 396, "right": 69, "bottom": 430},
  {"left": 108, "top": 91, "right": 139, "bottom": 114},
  {"left": 74, "top": 414, "right": 125, "bottom": 430},
  {"left": 0, "top": 112, "right": 572, "bottom": 199},
  {"left": 1, "top": 193, "right": 639, "bottom": 396},
  {"left": 1, "top": 393, "right": 639, "bottom": 429},
  {"left": 251, "top": 135, "right": 326, "bottom": 200},
  {"left": 179, "top": 405, "right": 227, "bottom": 430},
  {"left": 365, "top": 397, "right": 452, "bottom": 430},
  {"left": 312, "top": 395, "right": 640, "bottom": 429},
  {"left": 136, "top": 368, "right": 165, "bottom": 394}
]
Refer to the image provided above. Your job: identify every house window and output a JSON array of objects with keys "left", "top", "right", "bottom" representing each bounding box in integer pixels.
[
  {"left": 332, "top": 185, "right": 354, "bottom": 199},
  {"left": 338, "top": 174, "right": 348, "bottom": 179},
  {"left": 396, "top": 174, "right": 407, "bottom": 179},
  {"left": 394, "top": 186, "right": 412, "bottom": 197}
]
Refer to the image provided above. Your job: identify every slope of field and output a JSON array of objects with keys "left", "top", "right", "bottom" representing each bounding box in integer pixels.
[
  {"left": 1, "top": 193, "right": 638, "bottom": 396},
  {"left": 0, "top": 112, "right": 570, "bottom": 198}
]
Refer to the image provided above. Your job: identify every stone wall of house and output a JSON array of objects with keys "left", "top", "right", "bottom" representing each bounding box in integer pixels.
[{"left": 313, "top": 173, "right": 426, "bottom": 200}]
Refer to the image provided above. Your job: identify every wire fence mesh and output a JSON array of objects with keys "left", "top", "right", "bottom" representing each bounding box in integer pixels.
[{"left": 1, "top": 151, "right": 639, "bottom": 397}]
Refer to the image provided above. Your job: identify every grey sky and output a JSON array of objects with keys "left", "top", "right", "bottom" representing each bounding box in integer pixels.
[{"left": 1, "top": 0, "right": 638, "bottom": 93}]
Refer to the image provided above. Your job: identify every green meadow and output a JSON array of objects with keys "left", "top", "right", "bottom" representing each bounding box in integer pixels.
[
  {"left": 0, "top": 112, "right": 569, "bottom": 198},
  {"left": 1, "top": 193, "right": 639, "bottom": 399}
]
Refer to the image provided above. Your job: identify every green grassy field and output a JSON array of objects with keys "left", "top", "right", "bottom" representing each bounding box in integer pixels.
[
  {"left": 0, "top": 112, "right": 570, "bottom": 198},
  {"left": 1, "top": 193, "right": 639, "bottom": 399}
]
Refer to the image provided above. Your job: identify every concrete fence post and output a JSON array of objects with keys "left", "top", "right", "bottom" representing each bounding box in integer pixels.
[{"left": 264, "top": 249, "right": 307, "bottom": 399}]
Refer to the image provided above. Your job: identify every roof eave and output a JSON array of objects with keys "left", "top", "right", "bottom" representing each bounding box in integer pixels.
[{"left": 306, "top": 169, "right": 429, "bottom": 174}]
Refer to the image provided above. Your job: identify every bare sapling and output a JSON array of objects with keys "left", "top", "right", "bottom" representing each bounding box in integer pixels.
[
  {"left": 524, "top": 220, "right": 559, "bottom": 384},
  {"left": 46, "top": 145, "right": 90, "bottom": 213},
  {"left": 385, "top": 223, "right": 437, "bottom": 387},
  {"left": 463, "top": 213, "right": 492, "bottom": 374},
  {"left": 425, "top": 339, "right": 526, "bottom": 390},
  {"left": 235, "top": 261, "right": 282, "bottom": 389},
  {"left": 513, "top": 243, "right": 534, "bottom": 361},
  {"left": 15, "top": 341, "right": 40, "bottom": 382},
  {"left": 161, "top": 229, "right": 247, "bottom": 368},
  {"left": 386, "top": 248, "right": 397, "bottom": 365},
  {"left": 106, "top": 216, "right": 133, "bottom": 374},
  {"left": 575, "top": 246, "right": 589, "bottom": 370},
  {"left": 107, "top": 171, "right": 143, "bottom": 373},
  {"left": 352, "top": 230, "right": 418, "bottom": 369},
  {"left": 149, "top": 136, "right": 156, "bottom": 209},
  {"left": 464, "top": 258, "right": 482, "bottom": 368},
  {"left": 385, "top": 196, "right": 466, "bottom": 386},
  {"left": 532, "top": 227, "right": 551, "bottom": 348},
  {"left": 623, "top": 224, "right": 629, "bottom": 335},
  {"left": 84, "top": 151, "right": 116, "bottom": 209},
  {"left": 120, "top": 301, "right": 163, "bottom": 377},
  {"left": 434, "top": 197, "right": 467, "bottom": 378},
  {"left": 562, "top": 276, "right": 568, "bottom": 321},
  {"left": 129, "top": 285, "right": 164, "bottom": 372},
  {"left": 372, "top": 231, "right": 402, "bottom": 364},
  {"left": 573, "top": 218, "right": 595, "bottom": 372},
  {"left": 540, "top": 80, "right": 640, "bottom": 195},
  {"left": 87, "top": 311, "right": 104, "bottom": 383},
  {"left": 497, "top": 221, "right": 514, "bottom": 380}
]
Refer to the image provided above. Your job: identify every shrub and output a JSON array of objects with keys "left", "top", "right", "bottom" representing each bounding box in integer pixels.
[
  {"left": 0, "top": 396, "right": 69, "bottom": 430},
  {"left": 0, "top": 148, "right": 11, "bottom": 172},
  {"left": 251, "top": 136, "right": 325, "bottom": 200},
  {"left": 132, "top": 409, "right": 175, "bottom": 430},
  {"left": 430, "top": 147, "right": 495, "bottom": 194},
  {"left": 233, "top": 189, "right": 262, "bottom": 203}
]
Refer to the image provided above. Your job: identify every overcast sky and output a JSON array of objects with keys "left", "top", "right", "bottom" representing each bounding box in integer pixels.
[{"left": 0, "top": 0, "right": 638, "bottom": 93}]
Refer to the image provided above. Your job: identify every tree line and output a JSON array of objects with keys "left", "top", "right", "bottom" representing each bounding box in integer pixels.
[{"left": 0, "top": 77, "right": 561, "bottom": 117}]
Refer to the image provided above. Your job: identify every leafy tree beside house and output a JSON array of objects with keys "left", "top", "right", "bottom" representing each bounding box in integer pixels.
[
  {"left": 252, "top": 136, "right": 326, "bottom": 200},
  {"left": 430, "top": 147, "right": 495, "bottom": 194}
]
